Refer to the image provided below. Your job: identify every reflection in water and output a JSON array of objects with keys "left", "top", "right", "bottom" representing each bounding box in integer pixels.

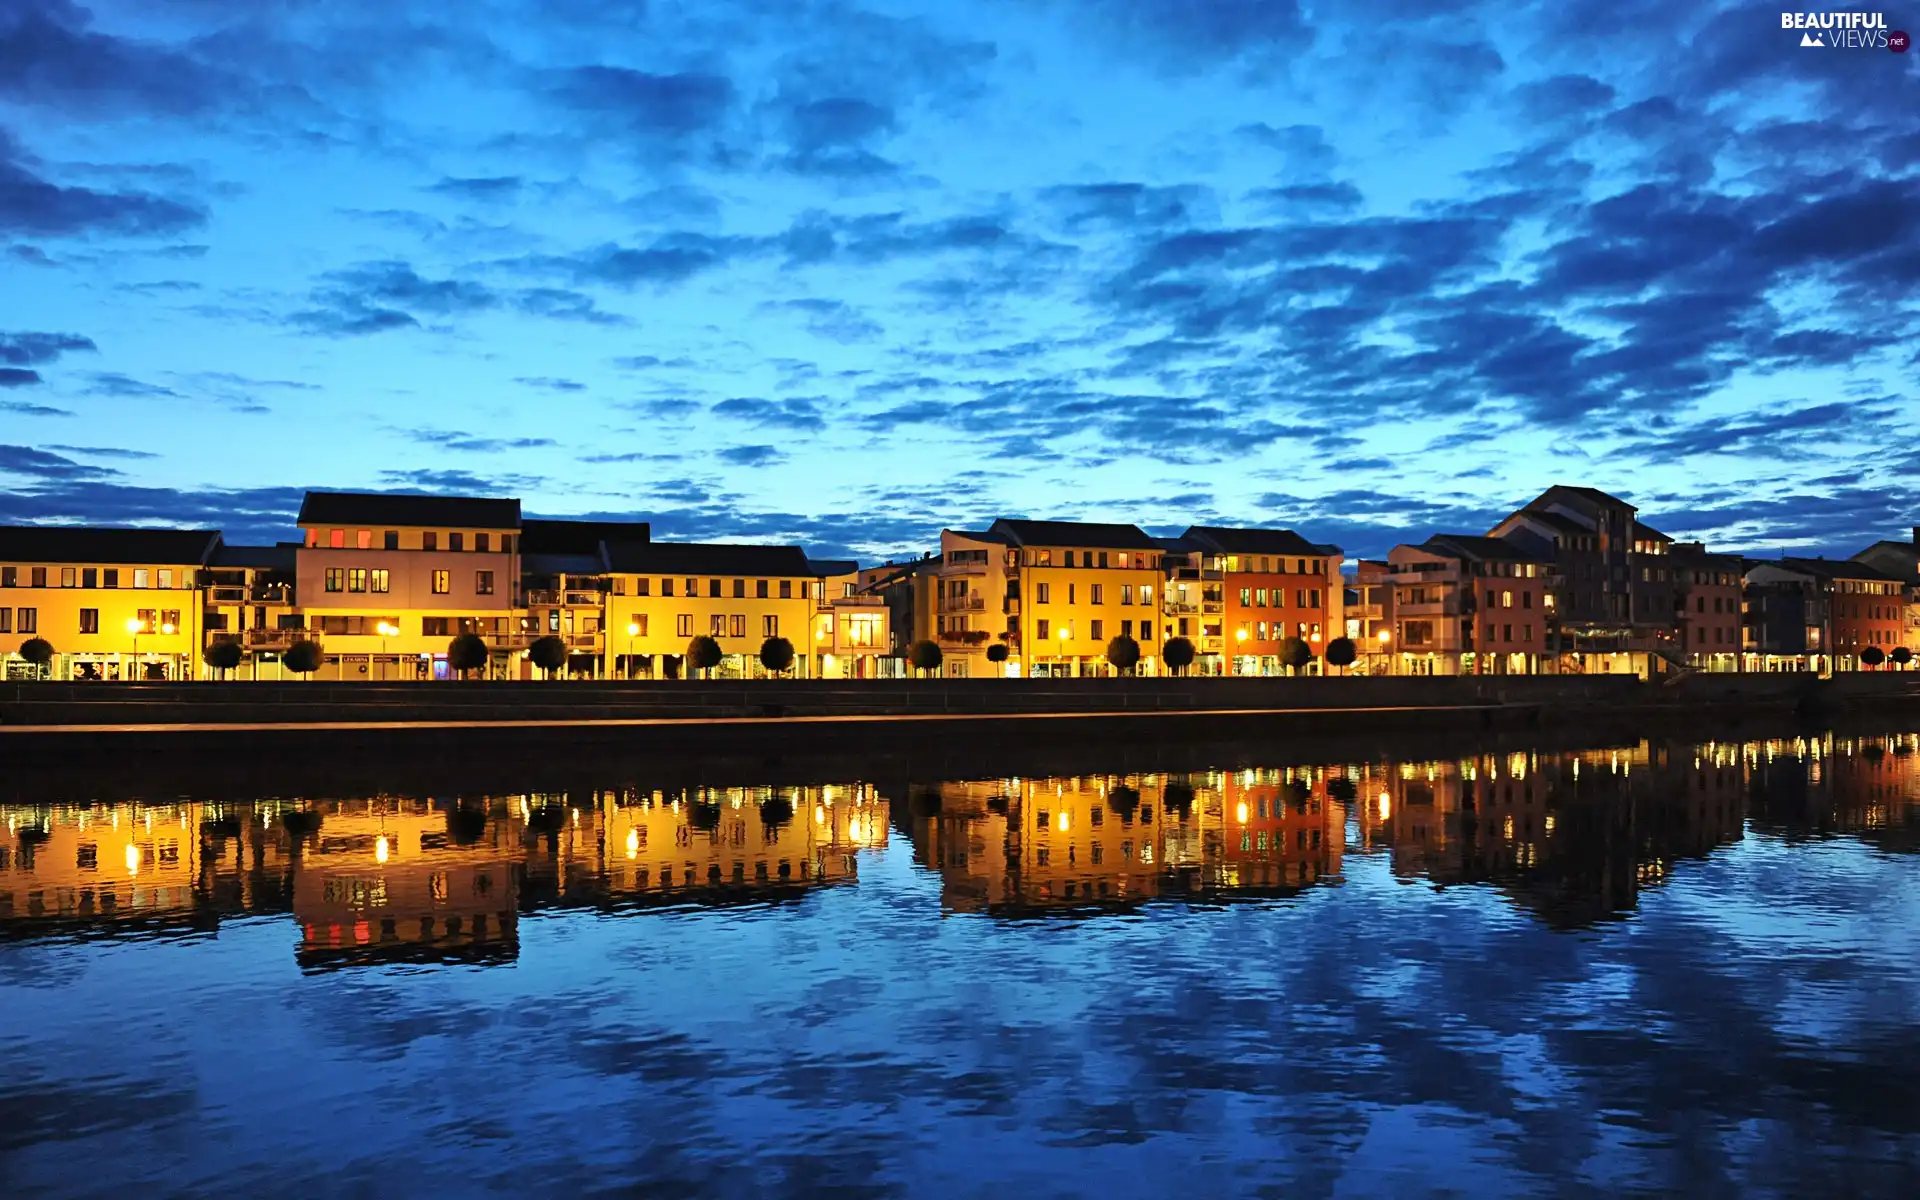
[{"left": 3, "top": 730, "right": 1920, "bottom": 1196}]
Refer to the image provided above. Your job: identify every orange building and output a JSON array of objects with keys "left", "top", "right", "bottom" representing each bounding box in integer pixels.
[
  {"left": 1386, "top": 534, "right": 1548, "bottom": 674},
  {"left": 1670, "top": 542, "right": 1743, "bottom": 671},
  {"left": 1182, "top": 526, "right": 1344, "bottom": 675}
]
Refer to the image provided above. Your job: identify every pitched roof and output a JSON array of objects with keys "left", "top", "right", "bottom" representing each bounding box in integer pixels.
[
  {"left": 1497, "top": 508, "right": 1591, "bottom": 536},
  {"left": 519, "top": 517, "right": 651, "bottom": 555},
  {"left": 989, "top": 518, "right": 1160, "bottom": 550},
  {"left": 1421, "top": 534, "right": 1548, "bottom": 562},
  {"left": 297, "top": 491, "right": 521, "bottom": 529},
  {"left": 807, "top": 558, "right": 859, "bottom": 577},
  {"left": 1183, "top": 526, "right": 1339, "bottom": 557},
  {"left": 523, "top": 552, "right": 606, "bottom": 577},
  {"left": 604, "top": 540, "right": 815, "bottom": 577},
  {"left": 1536, "top": 484, "right": 1635, "bottom": 510},
  {"left": 946, "top": 528, "right": 1010, "bottom": 545},
  {"left": 1631, "top": 520, "right": 1672, "bottom": 542},
  {"left": 1776, "top": 557, "right": 1907, "bottom": 583},
  {"left": 0, "top": 525, "right": 220, "bottom": 566}
]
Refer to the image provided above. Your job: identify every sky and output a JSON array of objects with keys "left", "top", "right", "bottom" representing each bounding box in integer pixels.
[{"left": 0, "top": 0, "right": 1916, "bottom": 562}]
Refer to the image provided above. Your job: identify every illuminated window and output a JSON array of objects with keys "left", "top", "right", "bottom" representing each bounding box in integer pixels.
[
  {"left": 79, "top": 608, "right": 99, "bottom": 634},
  {"left": 330, "top": 529, "right": 345, "bottom": 548},
  {"left": 348, "top": 568, "right": 367, "bottom": 593},
  {"left": 677, "top": 614, "right": 693, "bottom": 637},
  {"left": 371, "top": 569, "right": 390, "bottom": 593},
  {"left": 432, "top": 570, "right": 450, "bottom": 594},
  {"left": 475, "top": 571, "right": 495, "bottom": 595},
  {"left": 762, "top": 615, "right": 778, "bottom": 637},
  {"left": 357, "top": 530, "right": 372, "bottom": 549},
  {"left": 325, "top": 568, "right": 344, "bottom": 593}
]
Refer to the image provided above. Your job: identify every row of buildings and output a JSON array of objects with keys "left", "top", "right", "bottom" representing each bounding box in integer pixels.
[
  {"left": 0, "top": 485, "right": 1916, "bottom": 681},
  {"left": 6, "top": 733, "right": 1914, "bottom": 951}
]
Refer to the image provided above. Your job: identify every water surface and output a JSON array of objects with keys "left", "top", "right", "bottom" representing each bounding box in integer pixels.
[{"left": 3, "top": 731, "right": 1919, "bottom": 1197}]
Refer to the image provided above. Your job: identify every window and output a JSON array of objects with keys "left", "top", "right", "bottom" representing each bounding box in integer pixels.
[
  {"left": 501, "top": 535, "right": 513, "bottom": 554},
  {"left": 0, "top": 609, "right": 8, "bottom": 633},
  {"left": 29, "top": 568, "right": 43, "bottom": 588},
  {"left": 1121, "top": 619, "right": 1132, "bottom": 637},
  {"left": 686, "top": 578, "right": 697, "bottom": 597},
  {"left": 371, "top": 569, "right": 390, "bottom": 593},
  {"left": 344, "top": 568, "right": 364, "bottom": 593},
  {"left": 423, "top": 531, "right": 438, "bottom": 551},
  {"left": 1239, "top": 587, "right": 1251, "bottom": 606},
  {"left": 1, "top": 567, "right": 13, "bottom": 587},
  {"left": 432, "top": 570, "right": 450, "bottom": 594},
  {"left": 133, "top": 569, "right": 149, "bottom": 588},
  {"left": 1036, "top": 618, "right": 1050, "bottom": 640},
  {"left": 1501, "top": 591, "right": 1513, "bottom": 608},
  {"left": 476, "top": 570, "right": 495, "bottom": 595},
  {"left": 1139, "top": 586, "right": 1153, "bottom": 606},
  {"left": 1091, "top": 619, "right": 1104, "bottom": 640},
  {"left": 1091, "top": 584, "right": 1104, "bottom": 605},
  {"left": 1036, "top": 582, "right": 1051, "bottom": 604},
  {"left": 762, "top": 615, "right": 778, "bottom": 637},
  {"left": 385, "top": 531, "right": 399, "bottom": 550},
  {"left": 17, "top": 608, "right": 35, "bottom": 633},
  {"left": 1140, "top": 621, "right": 1152, "bottom": 641},
  {"left": 709, "top": 579, "right": 722, "bottom": 598},
  {"left": 1121, "top": 586, "right": 1133, "bottom": 606},
  {"left": 626, "top": 614, "right": 649, "bottom": 636},
  {"left": 756, "top": 579, "right": 769, "bottom": 599},
  {"left": 325, "top": 568, "right": 345, "bottom": 593},
  {"left": 357, "top": 530, "right": 372, "bottom": 550},
  {"left": 476, "top": 533, "right": 490, "bottom": 553},
  {"left": 779, "top": 580, "right": 792, "bottom": 599},
  {"left": 710, "top": 614, "right": 727, "bottom": 637},
  {"left": 1064, "top": 551, "right": 1076, "bottom": 567},
  {"left": 661, "top": 578, "right": 674, "bottom": 597},
  {"left": 729, "top": 614, "right": 745, "bottom": 638},
  {"left": 733, "top": 579, "right": 746, "bottom": 598},
  {"left": 450, "top": 532, "right": 465, "bottom": 552},
  {"left": 82, "top": 568, "right": 97, "bottom": 588},
  {"left": 1098, "top": 552, "right": 1109, "bottom": 568},
  {"left": 1522, "top": 592, "right": 1532, "bottom": 609},
  {"left": 1257, "top": 620, "right": 1268, "bottom": 640},
  {"left": 79, "top": 608, "right": 99, "bottom": 634},
  {"left": 330, "top": 529, "right": 345, "bottom": 548},
  {"left": 61, "top": 567, "right": 75, "bottom": 587},
  {"left": 1068, "top": 584, "right": 1076, "bottom": 604},
  {"left": 677, "top": 614, "right": 694, "bottom": 637},
  {"left": 1503, "top": 624, "right": 1513, "bottom": 641},
  {"left": 423, "top": 617, "right": 450, "bottom": 636}
]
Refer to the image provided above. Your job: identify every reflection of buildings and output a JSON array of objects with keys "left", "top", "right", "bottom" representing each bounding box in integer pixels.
[
  {"left": 1358, "top": 745, "right": 1749, "bottom": 927},
  {"left": 905, "top": 770, "right": 1345, "bottom": 914},
  {"left": 2, "top": 785, "right": 891, "bottom": 967},
  {"left": 1747, "top": 732, "right": 1920, "bottom": 853}
]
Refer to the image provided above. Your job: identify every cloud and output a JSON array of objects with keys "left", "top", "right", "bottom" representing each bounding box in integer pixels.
[
  {"left": 717, "top": 444, "right": 786, "bottom": 467},
  {"left": 0, "top": 0, "right": 243, "bottom": 117},
  {"left": 0, "top": 330, "right": 96, "bottom": 366},
  {"left": 427, "top": 175, "right": 523, "bottom": 201},
  {"left": 406, "top": 429, "right": 558, "bottom": 453},
  {"left": 711, "top": 396, "right": 826, "bottom": 432},
  {"left": 83, "top": 371, "right": 180, "bottom": 398},
  {"left": 513, "top": 376, "right": 586, "bottom": 392},
  {"left": 547, "top": 66, "right": 736, "bottom": 148},
  {"left": 0, "top": 399, "right": 73, "bottom": 416},
  {"left": 0, "top": 443, "right": 116, "bottom": 481},
  {"left": 0, "top": 130, "right": 204, "bottom": 237},
  {"left": 0, "top": 367, "right": 39, "bottom": 387},
  {"left": 47, "top": 444, "right": 158, "bottom": 459}
]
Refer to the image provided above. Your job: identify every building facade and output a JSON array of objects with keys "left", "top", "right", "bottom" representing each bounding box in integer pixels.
[
  {"left": 1182, "top": 527, "right": 1344, "bottom": 676},
  {"left": 1386, "top": 535, "right": 1548, "bottom": 675},
  {"left": 1669, "top": 542, "right": 1743, "bottom": 671},
  {"left": 0, "top": 527, "right": 219, "bottom": 681}
]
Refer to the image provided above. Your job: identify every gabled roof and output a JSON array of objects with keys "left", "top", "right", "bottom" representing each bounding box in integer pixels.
[
  {"left": 520, "top": 517, "right": 650, "bottom": 555},
  {"left": 0, "top": 525, "right": 221, "bottom": 566},
  {"left": 297, "top": 491, "right": 521, "bottom": 529},
  {"left": 1420, "top": 534, "right": 1548, "bottom": 563},
  {"left": 1500, "top": 508, "right": 1591, "bottom": 536},
  {"left": 988, "top": 518, "right": 1160, "bottom": 550},
  {"left": 807, "top": 558, "right": 859, "bottom": 578},
  {"left": 1631, "top": 520, "right": 1671, "bottom": 542},
  {"left": 1534, "top": 484, "right": 1635, "bottom": 510},
  {"left": 523, "top": 552, "right": 605, "bottom": 578},
  {"left": 604, "top": 540, "right": 815, "bottom": 577},
  {"left": 1183, "top": 526, "right": 1339, "bottom": 557}
]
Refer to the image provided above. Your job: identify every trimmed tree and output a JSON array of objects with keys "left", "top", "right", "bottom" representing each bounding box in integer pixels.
[
  {"left": 204, "top": 639, "right": 243, "bottom": 680},
  {"left": 448, "top": 632, "right": 489, "bottom": 678},
  {"left": 1892, "top": 647, "right": 1913, "bottom": 669},
  {"left": 1862, "top": 646, "right": 1886, "bottom": 668},
  {"left": 529, "top": 635, "right": 568, "bottom": 678},
  {"left": 1162, "top": 636, "right": 1196, "bottom": 676},
  {"left": 759, "top": 635, "right": 795, "bottom": 675},
  {"left": 1280, "top": 636, "right": 1314, "bottom": 674},
  {"left": 686, "top": 635, "right": 723, "bottom": 679},
  {"left": 283, "top": 639, "right": 323, "bottom": 678},
  {"left": 18, "top": 636, "right": 54, "bottom": 679},
  {"left": 907, "top": 639, "right": 943, "bottom": 677},
  {"left": 1105, "top": 633, "right": 1141, "bottom": 675},
  {"left": 1324, "top": 636, "right": 1357, "bottom": 673},
  {"left": 986, "top": 642, "right": 1009, "bottom": 676}
]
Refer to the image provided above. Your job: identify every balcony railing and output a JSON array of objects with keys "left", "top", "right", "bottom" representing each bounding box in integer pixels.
[
  {"left": 526, "top": 590, "right": 605, "bottom": 606},
  {"left": 210, "top": 584, "right": 292, "bottom": 605},
  {"left": 939, "top": 594, "right": 986, "bottom": 612},
  {"left": 1165, "top": 602, "right": 1201, "bottom": 615},
  {"left": 243, "top": 629, "right": 306, "bottom": 649}
]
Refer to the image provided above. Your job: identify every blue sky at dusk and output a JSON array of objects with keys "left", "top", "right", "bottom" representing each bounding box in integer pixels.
[{"left": 0, "top": 0, "right": 1915, "bottom": 560}]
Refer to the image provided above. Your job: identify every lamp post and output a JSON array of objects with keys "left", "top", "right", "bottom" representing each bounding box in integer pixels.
[
  {"left": 626, "top": 621, "right": 640, "bottom": 679},
  {"left": 1234, "top": 625, "right": 1248, "bottom": 677},
  {"left": 125, "top": 616, "right": 144, "bottom": 683},
  {"left": 377, "top": 621, "right": 398, "bottom": 680},
  {"left": 1057, "top": 622, "right": 1069, "bottom": 678},
  {"left": 1376, "top": 626, "right": 1392, "bottom": 676}
]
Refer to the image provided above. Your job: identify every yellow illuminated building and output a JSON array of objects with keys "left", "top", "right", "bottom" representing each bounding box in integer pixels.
[
  {"left": 0, "top": 527, "right": 218, "bottom": 681},
  {"left": 294, "top": 491, "right": 525, "bottom": 680},
  {"left": 0, "top": 802, "right": 208, "bottom": 932}
]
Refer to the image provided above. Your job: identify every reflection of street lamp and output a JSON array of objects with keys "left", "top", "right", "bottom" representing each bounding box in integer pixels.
[{"left": 626, "top": 621, "right": 640, "bottom": 678}]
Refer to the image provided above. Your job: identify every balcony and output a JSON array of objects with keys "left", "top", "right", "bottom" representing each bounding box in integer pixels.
[
  {"left": 939, "top": 594, "right": 987, "bottom": 613},
  {"left": 211, "top": 584, "right": 292, "bottom": 605},
  {"left": 243, "top": 629, "right": 306, "bottom": 650},
  {"left": 1165, "top": 602, "right": 1201, "bottom": 615},
  {"left": 938, "top": 629, "right": 992, "bottom": 646},
  {"left": 526, "top": 589, "right": 604, "bottom": 607}
]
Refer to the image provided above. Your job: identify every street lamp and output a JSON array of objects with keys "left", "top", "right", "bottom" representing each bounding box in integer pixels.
[
  {"left": 376, "top": 621, "right": 398, "bottom": 679},
  {"left": 626, "top": 621, "right": 640, "bottom": 679},
  {"left": 1376, "top": 627, "right": 1393, "bottom": 676},
  {"left": 126, "top": 616, "right": 144, "bottom": 682}
]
